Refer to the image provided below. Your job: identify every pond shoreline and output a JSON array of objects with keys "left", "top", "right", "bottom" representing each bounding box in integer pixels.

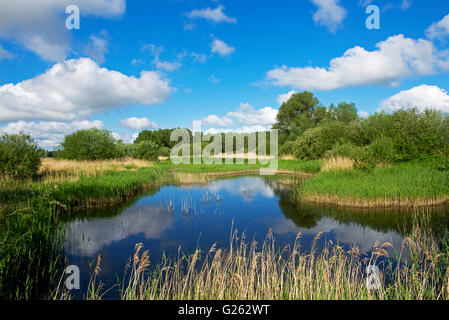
[
  {"left": 1, "top": 158, "right": 448, "bottom": 299},
  {"left": 300, "top": 194, "right": 449, "bottom": 209}
]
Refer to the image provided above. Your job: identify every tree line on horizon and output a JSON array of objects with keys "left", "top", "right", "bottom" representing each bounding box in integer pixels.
[{"left": 1, "top": 91, "right": 448, "bottom": 178}]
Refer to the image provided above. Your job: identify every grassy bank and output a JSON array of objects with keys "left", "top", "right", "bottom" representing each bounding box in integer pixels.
[
  {"left": 0, "top": 202, "right": 61, "bottom": 300},
  {"left": 154, "top": 159, "right": 321, "bottom": 185},
  {"left": 0, "top": 163, "right": 165, "bottom": 299},
  {"left": 298, "top": 160, "right": 449, "bottom": 208}
]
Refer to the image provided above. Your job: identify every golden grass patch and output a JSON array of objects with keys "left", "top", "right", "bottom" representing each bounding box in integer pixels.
[
  {"left": 38, "top": 157, "right": 153, "bottom": 182},
  {"left": 321, "top": 157, "right": 354, "bottom": 172},
  {"left": 280, "top": 154, "right": 296, "bottom": 160}
]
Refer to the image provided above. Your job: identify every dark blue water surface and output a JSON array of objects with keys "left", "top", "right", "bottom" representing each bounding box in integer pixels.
[{"left": 63, "top": 175, "right": 449, "bottom": 299}]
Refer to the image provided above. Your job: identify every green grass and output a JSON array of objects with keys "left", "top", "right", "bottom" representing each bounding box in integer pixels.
[
  {"left": 278, "top": 159, "right": 322, "bottom": 174},
  {"left": 154, "top": 158, "right": 322, "bottom": 175},
  {"left": 0, "top": 202, "right": 61, "bottom": 299},
  {"left": 299, "top": 161, "right": 449, "bottom": 206},
  {"left": 46, "top": 167, "right": 164, "bottom": 208}
]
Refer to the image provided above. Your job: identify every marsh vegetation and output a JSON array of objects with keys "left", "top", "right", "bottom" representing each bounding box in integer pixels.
[{"left": 0, "top": 91, "right": 448, "bottom": 300}]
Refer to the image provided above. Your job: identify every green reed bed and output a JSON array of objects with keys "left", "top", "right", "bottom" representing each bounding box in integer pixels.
[
  {"left": 298, "top": 161, "right": 449, "bottom": 207},
  {"left": 45, "top": 167, "right": 164, "bottom": 209},
  {"left": 1, "top": 167, "right": 164, "bottom": 209},
  {"left": 0, "top": 166, "right": 165, "bottom": 299},
  {"left": 0, "top": 202, "right": 61, "bottom": 299}
]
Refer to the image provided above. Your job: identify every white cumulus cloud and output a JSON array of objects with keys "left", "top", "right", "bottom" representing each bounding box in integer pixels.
[
  {"left": 211, "top": 39, "right": 235, "bottom": 57},
  {"left": 120, "top": 117, "right": 158, "bottom": 130},
  {"left": 227, "top": 103, "right": 278, "bottom": 126},
  {"left": 277, "top": 90, "right": 297, "bottom": 105},
  {"left": 400, "top": 0, "right": 413, "bottom": 10},
  {"left": 203, "top": 125, "right": 270, "bottom": 135},
  {"left": 0, "top": 120, "right": 104, "bottom": 149},
  {"left": 82, "top": 31, "right": 109, "bottom": 64},
  {"left": 426, "top": 13, "right": 449, "bottom": 40},
  {"left": 0, "top": 0, "right": 126, "bottom": 61},
  {"left": 380, "top": 85, "right": 449, "bottom": 113},
  {"left": 201, "top": 115, "right": 234, "bottom": 127},
  {"left": 0, "top": 58, "right": 172, "bottom": 123},
  {"left": 186, "top": 5, "right": 236, "bottom": 24},
  {"left": 267, "top": 34, "right": 449, "bottom": 91},
  {"left": 141, "top": 44, "right": 183, "bottom": 72},
  {"left": 310, "top": 0, "right": 347, "bottom": 33},
  {"left": 198, "top": 103, "right": 278, "bottom": 133}
]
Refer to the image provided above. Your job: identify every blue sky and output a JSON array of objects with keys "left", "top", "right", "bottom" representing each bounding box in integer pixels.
[{"left": 0, "top": 0, "right": 448, "bottom": 148}]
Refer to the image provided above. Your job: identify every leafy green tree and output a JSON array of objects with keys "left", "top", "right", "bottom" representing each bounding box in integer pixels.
[
  {"left": 116, "top": 141, "right": 135, "bottom": 158},
  {"left": 313, "top": 106, "right": 330, "bottom": 124},
  {"left": 0, "top": 132, "right": 44, "bottom": 178},
  {"left": 58, "top": 129, "right": 120, "bottom": 160},
  {"left": 135, "top": 129, "right": 179, "bottom": 148},
  {"left": 273, "top": 91, "right": 320, "bottom": 139},
  {"left": 328, "top": 102, "right": 358, "bottom": 124},
  {"left": 133, "top": 140, "right": 160, "bottom": 160}
]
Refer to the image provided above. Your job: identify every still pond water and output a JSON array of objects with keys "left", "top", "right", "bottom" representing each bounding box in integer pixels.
[{"left": 63, "top": 175, "right": 449, "bottom": 298}]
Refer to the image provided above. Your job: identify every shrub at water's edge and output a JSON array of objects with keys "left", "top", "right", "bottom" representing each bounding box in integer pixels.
[{"left": 0, "top": 132, "right": 44, "bottom": 178}]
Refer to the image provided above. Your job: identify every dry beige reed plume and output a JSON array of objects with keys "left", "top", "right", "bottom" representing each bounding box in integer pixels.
[{"left": 321, "top": 157, "right": 354, "bottom": 172}]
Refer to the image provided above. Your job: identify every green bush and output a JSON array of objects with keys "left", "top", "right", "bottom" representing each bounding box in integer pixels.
[
  {"left": 352, "top": 109, "right": 449, "bottom": 160},
  {"left": 369, "top": 136, "right": 396, "bottom": 164},
  {"left": 352, "top": 137, "right": 397, "bottom": 169},
  {"left": 325, "top": 142, "right": 360, "bottom": 160},
  {"left": 158, "top": 146, "right": 171, "bottom": 157},
  {"left": 116, "top": 142, "right": 135, "bottom": 158},
  {"left": 58, "top": 129, "right": 120, "bottom": 160},
  {"left": 133, "top": 140, "right": 160, "bottom": 160},
  {"left": 293, "top": 121, "right": 348, "bottom": 160},
  {"left": 292, "top": 127, "right": 324, "bottom": 160},
  {"left": 353, "top": 146, "right": 377, "bottom": 170},
  {"left": 390, "top": 109, "right": 448, "bottom": 160},
  {"left": 0, "top": 132, "right": 43, "bottom": 178},
  {"left": 279, "top": 140, "right": 295, "bottom": 156}
]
